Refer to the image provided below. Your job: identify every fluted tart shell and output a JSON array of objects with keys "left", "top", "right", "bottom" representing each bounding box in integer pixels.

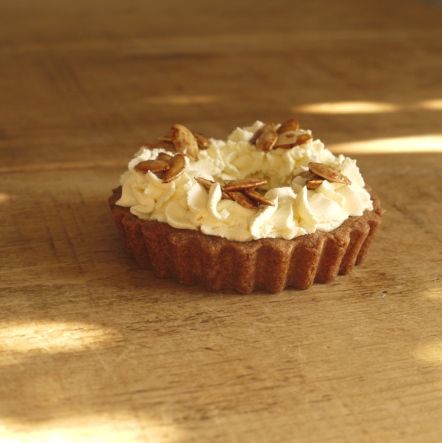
[{"left": 109, "top": 187, "right": 383, "bottom": 294}]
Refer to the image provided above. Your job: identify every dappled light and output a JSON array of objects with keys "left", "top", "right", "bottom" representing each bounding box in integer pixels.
[
  {"left": 293, "top": 101, "right": 399, "bottom": 114},
  {"left": 293, "top": 99, "right": 442, "bottom": 114},
  {"left": 414, "top": 341, "right": 442, "bottom": 364},
  {"left": 0, "top": 415, "right": 183, "bottom": 443},
  {"left": 0, "top": 192, "right": 11, "bottom": 204},
  {"left": 0, "top": 322, "right": 119, "bottom": 354},
  {"left": 417, "top": 99, "right": 442, "bottom": 111},
  {"left": 331, "top": 134, "right": 442, "bottom": 154},
  {"left": 425, "top": 288, "right": 442, "bottom": 300}
]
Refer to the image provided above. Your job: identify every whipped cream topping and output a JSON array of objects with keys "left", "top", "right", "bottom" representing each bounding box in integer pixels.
[{"left": 116, "top": 121, "right": 373, "bottom": 241}]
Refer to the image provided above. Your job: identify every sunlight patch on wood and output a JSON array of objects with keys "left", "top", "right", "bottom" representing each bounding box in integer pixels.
[
  {"left": 331, "top": 135, "right": 442, "bottom": 154},
  {"left": 0, "top": 322, "right": 119, "bottom": 353},
  {"left": 0, "top": 192, "right": 11, "bottom": 203},
  {"left": 414, "top": 341, "right": 442, "bottom": 364},
  {"left": 0, "top": 415, "right": 183, "bottom": 443},
  {"left": 425, "top": 287, "right": 442, "bottom": 300},
  {"left": 417, "top": 99, "right": 442, "bottom": 111},
  {"left": 293, "top": 101, "right": 399, "bottom": 114}
]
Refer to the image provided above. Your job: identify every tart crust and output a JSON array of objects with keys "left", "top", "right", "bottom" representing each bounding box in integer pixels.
[{"left": 109, "top": 187, "right": 383, "bottom": 294}]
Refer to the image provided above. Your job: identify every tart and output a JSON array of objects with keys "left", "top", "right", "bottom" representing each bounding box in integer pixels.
[{"left": 109, "top": 120, "right": 383, "bottom": 293}]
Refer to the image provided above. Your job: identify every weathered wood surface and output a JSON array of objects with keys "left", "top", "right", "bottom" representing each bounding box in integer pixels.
[{"left": 1, "top": 0, "right": 442, "bottom": 441}]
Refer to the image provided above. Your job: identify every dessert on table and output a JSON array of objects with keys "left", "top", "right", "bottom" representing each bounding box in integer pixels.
[{"left": 109, "top": 119, "right": 383, "bottom": 293}]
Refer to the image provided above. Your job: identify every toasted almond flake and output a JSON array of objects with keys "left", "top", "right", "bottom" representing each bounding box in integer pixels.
[
  {"left": 171, "top": 124, "right": 199, "bottom": 160},
  {"left": 277, "top": 118, "right": 300, "bottom": 134},
  {"left": 275, "top": 130, "right": 297, "bottom": 148},
  {"left": 226, "top": 191, "right": 256, "bottom": 209},
  {"left": 298, "top": 170, "right": 317, "bottom": 180},
  {"left": 249, "top": 126, "right": 264, "bottom": 144},
  {"left": 223, "top": 178, "right": 268, "bottom": 192},
  {"left": 274, "top": 133, "right": 312, "bottom": 149},
  {"left": 306, "top": 179, "right": 324, "bottom": 190},
  {"left": 308, "top": 162, "right": 351, "bottom": 185},
  {"left": 296, "top": 133, "right": 312, "bottom": 145},
  {"left": 196, "top": 177, "right": 231, "bottom": 199},
  {"left": 163, "top": 154, "right": 186, "bottom": 183},
  {"left": 274, "top": 143, "right": 298, "bottom": 150},
  {"left": 157, "top": 152, "right": 173, "bottom": 162},
  {"left": 194, "top": 132, "right": 209, "bottom": 149},
  {"left": 195, "top": 176, "right": 215, "bottom": 190},
  {"left": 256, "top": 123, "right": 278, "bottom": 151},
  {"left": 135, "top": 160, "right": 170, "bottom": 173},
  {"left": 243, "top": 189, "right": 274, "bottom": 206}
]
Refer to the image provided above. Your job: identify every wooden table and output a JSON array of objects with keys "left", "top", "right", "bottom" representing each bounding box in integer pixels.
[{"left": 1, "top": 0, "right": 442, "bottom": 441}]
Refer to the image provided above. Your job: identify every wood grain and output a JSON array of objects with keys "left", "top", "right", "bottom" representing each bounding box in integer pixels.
[{"left": 1, "top": 0, "right": 442, "bottom": 441}]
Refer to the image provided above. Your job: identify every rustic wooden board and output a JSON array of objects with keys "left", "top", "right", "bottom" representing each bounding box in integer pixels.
[{"left": 1, "top": 0, "right": 442, "bottom": 441}]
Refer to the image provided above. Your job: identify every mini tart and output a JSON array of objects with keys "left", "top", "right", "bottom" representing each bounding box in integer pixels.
[{"left": 109, "top": 187, "right": 383, "bottom": 294}]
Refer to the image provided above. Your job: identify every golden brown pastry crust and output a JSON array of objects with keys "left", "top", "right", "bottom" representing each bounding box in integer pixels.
[{"left": 109, "top": 187, "right": 383, "bottom": 294}]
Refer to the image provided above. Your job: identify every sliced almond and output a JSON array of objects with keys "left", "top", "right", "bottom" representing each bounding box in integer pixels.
[
  {"left": 297, "top": 170, "right": 317, "bottom": 180},
  {"left": 296, "top": 133, "right": 312, "bottom": 145},
  {"left": 223, "top": 178, "right": 268, "bottom": 192},
  {"left": 256, "top": 123, "right": 278, "bottom": 151},
  {"left": 274, "top": 143, "right": 298, "bottom": 150},
  {"left": 196, "top": 177, "right": 230, "bottom": 199},
  {"left": 274, "top": 133, "right": 312, "bottom": 149},
  {"left": 250, "top": 126, "right": 264, "bottom": 144},
  {"left": 171, "top": 124, "right": 199, "bottom": 160},
  {"left": 226, "top": 191, "right": 256, "bottom": 209},
  {"left": 277, "top": 118, "right": 299, "bottom": 134},
  {"left": 163, "top": 154, "right": 186, "bottom": 183},
  {"left": 275, "top": 130, "right": 297, "bottom": 148},
  {"left": 135, "top": 160, "right": 170, "bottom": 173},
  {"left": 306, "top": 179, "right": 324, "bottom": 190},
  {"left": 308, "top": 162, "right": 351, "bottom": 185},
  {"left": 157, "top": 152, "right": 173, "bottom": 162},
  {"left": 243, "top": 189, "right": 274, "bottom": 206},
  {"left": 194, "top": 132, "right": 209, "bottom": 149},
  {"left": 195, "top": 176, "right": 215, "bottom": 190}
]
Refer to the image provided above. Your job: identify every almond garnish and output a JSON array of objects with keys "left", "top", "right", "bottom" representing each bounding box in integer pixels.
[
  {"left": 157, "top": 152, "right": 173, "bottom": 162},
  {"left": 306, "top": 179, "right": 324, "bottom": 190},
  {"left": 243, "top": 189, "right": 274, "bottom": 206},
  {"left": 171, "top": 124, "right": 199, "bottom": 160},
  {"left": 195, "top": 177, "right": 230, "bottom": 199},
  {"left": 255, "top": 123, "right": 278, "bottom": 151},
  {"left": 296, "top": 133, "right": 312, "bottom": 145},
  {"left": 223, "top": 178, "right": 268, "bottom": 192},
  {"left": 195, "top": 177, "right": 214, "bottom": 190},
  {"left": 277, "top": 118, "right": 299, "bottom": 134},
  {"left": 275, "top": 133, "right": 312, "bottom": 149},
  {"left": 250, "top": 126, "right": 264, "bottom": 144},
  {"left": 297, "top": 170, "right": 317, "bottom": 180},
  {"left": 135, "top": 160, "right": 170, "bottom": 173},
  {"left": 226, "top": 191, "right": 256, "bottom": 209},
  {"left": 195, "top": 176, "right": 273, "bottom": 209},
  {"left": 163, "top": 154, "right": 186, "bottom": 183},
  {"left": 308, "top": 162, "right": 351, "bottom": 185},
  {"left": 194, "top": 132, "right": 209, "bottom": 150}
]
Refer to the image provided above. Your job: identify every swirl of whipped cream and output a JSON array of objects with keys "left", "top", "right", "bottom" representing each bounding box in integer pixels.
[{"left": 116, "top": 121, "right": 373, "bottom": 242}]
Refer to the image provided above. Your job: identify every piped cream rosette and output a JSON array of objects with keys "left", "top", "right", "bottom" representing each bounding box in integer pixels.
[{"left": 116, "top": 121, "right": 373, "bottom": 242}]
